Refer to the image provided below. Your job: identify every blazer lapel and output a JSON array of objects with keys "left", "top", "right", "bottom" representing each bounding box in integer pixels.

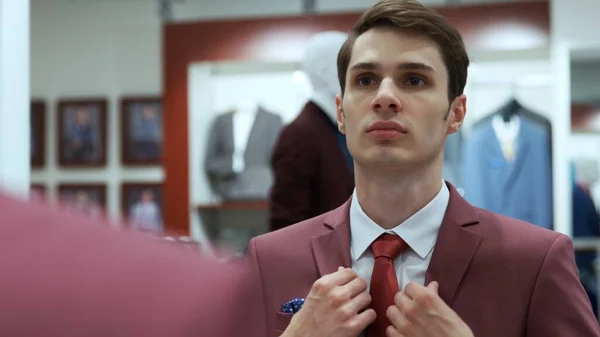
[
  {"left": 426, "top": 183, "right": 483, "bottom": 306},
  {"left": 311, "top": 199, "right": 352, "bottom": 277}
]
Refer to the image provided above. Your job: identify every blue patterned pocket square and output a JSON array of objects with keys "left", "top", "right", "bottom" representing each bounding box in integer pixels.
[{"left": 281, "top": 298, "right": 305, "bottom": 314}]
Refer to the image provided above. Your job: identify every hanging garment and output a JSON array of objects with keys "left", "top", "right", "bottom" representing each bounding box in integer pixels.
[
  {"left": 461, "top": 113, "right": 552, "bottom": 229},
  {"left": 204, "top": 106, "right": 283, "bottom": 201}
]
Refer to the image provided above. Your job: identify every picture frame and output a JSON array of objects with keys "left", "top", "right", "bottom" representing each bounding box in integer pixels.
[
  {"left": 30, "top": 184, "right": 47, "bottom": 201},
  {"left": 120, "top": 96, "right": 163, "bottom": 165},
  {"left": 30, "top": 100, "right": 46, "bottom": 168},
  {"left": 57, "top": 98, "right": 108, "bottom": 167},
  {"left": 121, "top": 182, "right": 164, "bottom": 233},
  {"left": 571, "top": 102, "right": 600, "bottom": 133},
  {"left": 58, "top": 183, "right": 106, "bottom": 219}
]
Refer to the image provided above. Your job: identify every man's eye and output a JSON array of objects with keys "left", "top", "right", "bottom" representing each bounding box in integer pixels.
[
  {"left": 406, "top": 76, "right": 425, "bottom": 86},
  {"left": 357, "top": 76, "right": 376, "bottom": 86}
]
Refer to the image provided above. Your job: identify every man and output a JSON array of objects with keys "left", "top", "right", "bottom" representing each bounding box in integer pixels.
[
  {"left": 247, "top": 1, "right": 600, "bottom": 336},
  {"left": 132, "top": 105, "right": 162, "bottom": 160},
  {"left": 67, "top": 107, "right": 96, "bottom": 161},
  {"left": 70, "top": 188, "right": 102, "bottom": 219},
  {"left": 0, "top": 190, "right": 261, "bottom": 337},
  {"left": 129, "top": 188, "right": 163, "bottom": 232},
  {"left": 269, "top": 31, "right": 354, "bottom": 232}
]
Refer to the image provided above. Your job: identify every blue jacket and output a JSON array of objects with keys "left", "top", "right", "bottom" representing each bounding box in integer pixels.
[{"left": 461, "top": 116, "right": 552, "bottom": 229}]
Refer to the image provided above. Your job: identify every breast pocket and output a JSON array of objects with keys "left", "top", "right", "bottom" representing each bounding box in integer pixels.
[{"left": 275, "top": 311, "right": 294, "bottom": 335}]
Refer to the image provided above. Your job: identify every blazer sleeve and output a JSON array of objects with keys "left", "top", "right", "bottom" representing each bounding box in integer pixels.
[
  {"left": 526, "top": 234, "right": 600, "bottom": 336},
  {"left": 204, "top": 116, "right": 235, "bottom": 178},
  {"left": 269, "top": 125, "right": 317, "bottom": 232}
]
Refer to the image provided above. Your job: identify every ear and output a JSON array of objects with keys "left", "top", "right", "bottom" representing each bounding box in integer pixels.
[
  {"left": 447, "top": 94, "right": 466, "bottom": 135},
  {"left": 335, "top": 94, "right": 346, "bottom": 134}
]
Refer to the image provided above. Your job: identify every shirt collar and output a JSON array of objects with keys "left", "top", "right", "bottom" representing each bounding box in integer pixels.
[{"left": 350, "top": 181, "right": 450, "bottom": 260}]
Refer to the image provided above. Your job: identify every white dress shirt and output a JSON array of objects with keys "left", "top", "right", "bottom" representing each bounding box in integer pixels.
[
  {"left": 349, "top": 181, "right": 450, "bottom": 291},
  {"left": 492, "top": 114, "right": 520, "bottom": 162},
  {"left": 231, "top": 105, "right": 258, "bottom": 173}
]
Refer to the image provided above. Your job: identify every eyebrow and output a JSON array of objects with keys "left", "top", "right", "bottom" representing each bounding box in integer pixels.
[{"left": 349, "top": 61, "right": 435, "bottom": 73}]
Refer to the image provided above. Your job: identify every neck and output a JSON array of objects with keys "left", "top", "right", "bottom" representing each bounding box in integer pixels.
[{"left": 354, "top": 160, "right": 443, "bottom": 230}]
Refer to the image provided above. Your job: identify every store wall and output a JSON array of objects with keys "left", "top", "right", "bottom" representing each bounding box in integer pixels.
[
  {"left": 29, "top": 0, "right": 163, "bottom": 219},
  {"left": 552, "top": 0, "right": 600, "bottom": 46}
]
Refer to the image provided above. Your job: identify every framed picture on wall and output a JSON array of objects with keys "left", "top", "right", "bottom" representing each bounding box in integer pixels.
[
  {"left": 121, "top": 183, "right": 164, "bottom": 233},
  {"left": 120, "top": 96, "right": 162, "bottom": 165},
  {"left": 58, "top": 183, "right": 106, "bottom": 219},
  {"left": 57, "top": 98, "right": 107, "bottom": 167},
  {"left": 571, "top": 102, "right": 600, "bottom": 133},
  {"left": 30, "top": 184, "right": 47, "bottom": 201},
  {"left": 30, "top": 100, "right": 46, "bottom": 168}
]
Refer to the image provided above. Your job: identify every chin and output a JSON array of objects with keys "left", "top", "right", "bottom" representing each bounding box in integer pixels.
[{"left": 358, "top": 149, "right": 416, "bottom": 169}]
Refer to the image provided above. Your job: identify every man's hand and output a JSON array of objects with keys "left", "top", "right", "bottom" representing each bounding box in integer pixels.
[
  {"left": 283, "top": 267, "right": 375, "bottom": 337},
  {"left": 386, "top": 281, "right": 474, "bottom": 337}
]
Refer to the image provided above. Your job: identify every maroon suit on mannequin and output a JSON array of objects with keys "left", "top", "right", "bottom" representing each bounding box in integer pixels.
[
  {"left": 269, "top": 101, "right": 354, "bottom": 232},
  {"left": 0, "top": 192, "right": 262, "bottom": 337},
  {"left": 248, "top": 182, "right": 600, "bottom": 337}
]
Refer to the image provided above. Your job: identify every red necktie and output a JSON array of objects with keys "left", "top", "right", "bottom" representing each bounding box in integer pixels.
[{"left": 367, "top": 234, "right": 408, "bottom": 337}]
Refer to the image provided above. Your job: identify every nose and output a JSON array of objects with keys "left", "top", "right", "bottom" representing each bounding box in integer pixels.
[{"left": 371, "top": 78, "right": 402, "bottom": 114}]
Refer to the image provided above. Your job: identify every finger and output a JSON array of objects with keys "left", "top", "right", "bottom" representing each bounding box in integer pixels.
[
  {"left": 343, "top": 291, "right": 371, "bottom": 315},
  {"left": 394, "top": 291, "right": 414, "bottom": 315},
  {"left": 338, "top": 266, "right": 344, "bottom": 271},
  {"left": 403, "top": 282, "right": 426, "bottom": 300},
  {"left": 311, "top": 269, "right": 358, "bottom": 296},
  {"left": 338, "top": 276, "right": 368, "bottom": 298},
  {"left": 325, "top": 268, "right": 358, "bottom": 286},
  {"left": 387, "top": 305, "right": 412, "bottom": 334},
  {"left": 386, "top": 325, "right": 407, "bottom": 337},
  {"left": 427, "top": 281, "right": 439, "bottom": 293},
  {"left": 346, "top": 308, "right": 376, "bottom": 333}
]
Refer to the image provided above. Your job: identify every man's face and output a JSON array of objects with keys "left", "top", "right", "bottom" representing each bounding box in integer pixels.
[
  {"left": 142, "top": 107, "right": 155, "bottom": 120},
  {"left": 75, "top": 108, "right": 90, "bottom": 124},
  {"left": 336, "top": 27, "right": 466, "bottom": 171},
  {"left": 141, "top": 190, "right": 154, "bottom": 203}
]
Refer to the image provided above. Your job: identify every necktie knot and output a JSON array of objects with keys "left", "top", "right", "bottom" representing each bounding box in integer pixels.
[{"left": 371, "top": 234, "right": 407, "bottom": 260}]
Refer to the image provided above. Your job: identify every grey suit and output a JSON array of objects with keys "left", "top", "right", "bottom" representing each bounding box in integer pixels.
[{"left": 205, "top": 107, "right": 283, "bottom": 201}]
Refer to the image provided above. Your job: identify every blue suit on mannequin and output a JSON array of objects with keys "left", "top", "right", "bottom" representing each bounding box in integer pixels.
[{"left": 461, "top": 115, "right": 552, "bottom": 229}]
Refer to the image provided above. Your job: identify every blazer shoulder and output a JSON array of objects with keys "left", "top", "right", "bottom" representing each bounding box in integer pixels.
[
  {"left": 474, "top": 207, "right": 561, "bottom": 253},
  {"left": 254, "top": 212, "right": 330, "bottom": 249}
]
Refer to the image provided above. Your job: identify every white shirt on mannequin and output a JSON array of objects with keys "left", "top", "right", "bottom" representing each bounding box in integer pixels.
[
  {"left": 232, "top": 104, "right": 258, "bottom": 173},
  {"left": 492, "top": 114, "right": 521, "bottom": 162},
  {"left": 349, "top": 181, "right": 449, "bottom": 291}
]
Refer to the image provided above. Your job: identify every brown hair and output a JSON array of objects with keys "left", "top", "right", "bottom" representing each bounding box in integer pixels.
[{"left": 337, "top": 0, "right": 469, "bottom": 102}]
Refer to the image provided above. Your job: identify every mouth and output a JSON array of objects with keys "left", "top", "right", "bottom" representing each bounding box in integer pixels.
[{"left": 366, "top": 121, "right": 407, "bottom": 139}]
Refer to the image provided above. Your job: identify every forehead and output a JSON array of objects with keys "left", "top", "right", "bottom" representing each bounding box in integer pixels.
[{"left": 348, "top": 27, "right": 446, "bottom": 76}]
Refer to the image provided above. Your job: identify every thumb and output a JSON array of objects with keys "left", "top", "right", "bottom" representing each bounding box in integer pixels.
[{"left": 427, "top": 281, "right": 439, "bottom": 293}]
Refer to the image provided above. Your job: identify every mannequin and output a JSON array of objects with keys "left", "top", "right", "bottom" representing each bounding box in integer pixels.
[
  {"left": 268, "top": 31, "right": 355, "bottom": 231},
  {"left": 301, "top": 31, "right": 345, "bottom": 123},
  {"left": 204, "top": 103, "right": 283, "bottom": 201},
  {"left": 231, "top": 102, "right": 259, "bottom": 173}
]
